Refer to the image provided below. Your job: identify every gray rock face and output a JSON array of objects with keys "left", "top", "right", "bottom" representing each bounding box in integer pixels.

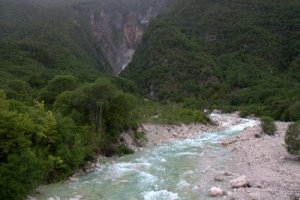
[{"left": 83, "top": 0, "right": 175, "bottom": 75}]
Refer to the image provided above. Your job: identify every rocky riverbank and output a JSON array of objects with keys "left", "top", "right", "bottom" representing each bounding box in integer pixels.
[
  {"left": 121, "top": 111, "right": 246, "bottom": 151},
  {"left": 57, "top": 112, "right": 240, "bottom": 181},
  {"left": 210, "top": 121, "right": 300, "bottom": 200}
]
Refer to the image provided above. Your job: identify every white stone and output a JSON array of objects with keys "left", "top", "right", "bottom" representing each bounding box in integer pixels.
[
  {"left": 209, "top": 187, "right": 225, "bottom": 197},
  {"left": 69, "top": 177, "right": 79, "bottom": 182},
  {"left": 119, "top": 180, "right": 130, "bottom": 184},
  {"left": 230, "top": 175, "right": 249, "bottom": 188},
  {"left": 69, "top": 195, "right": 83, "bottom": 200}
]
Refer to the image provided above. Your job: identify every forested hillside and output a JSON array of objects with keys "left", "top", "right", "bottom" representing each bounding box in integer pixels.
[
  {"left": 0, "top": 0, "right": 180, "bottom": 199},
  {"left": 121, "top": 0, "right": 300, "bottom": 121},
  {"left": 1, "top": 0, "right": 300, "bottom": 199}
]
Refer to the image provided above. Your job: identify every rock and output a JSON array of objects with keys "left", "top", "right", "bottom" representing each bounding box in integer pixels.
[
  {"left": 27, "top": 196, "right": 36, "bottom": 200},
  {"left": 69, "top": 177, "right": 79, "bottom": 182},
  {"left": 222, "top": 171, "right": 233, "bottom": 176},
  {"left": 213, "top": 175, "right": 224, "bottom": 181},
  {"left": 69, "top": 195, "right": 83, "bottom": 200},
  {"left": 248, "top": 193, "right": 261, "bottom": 200},
  {"left": 118, "top": 180, "right": 130, "bottom": 184},
  {"left": 209, "top": 187, "right": 225, "bottom": 197},
  {"left": 230, "top": 175, "right": 249, "bottom": 188},
  {"left": 48, "top": 197, "right": 60, "bottom": 200}
]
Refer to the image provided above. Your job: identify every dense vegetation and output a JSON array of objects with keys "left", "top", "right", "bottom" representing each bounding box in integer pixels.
[
  {"left": 285, "top": 121, "right": 300, "bottom": 156},
  {"left": 0, "top": 0, "right": 299, "bottom": 199},
  {"left": 121, "top": 0, "right": 300, "bottom": 121},
  {"left": 0, "top": 0, "right": 177, "bottom": 199}
]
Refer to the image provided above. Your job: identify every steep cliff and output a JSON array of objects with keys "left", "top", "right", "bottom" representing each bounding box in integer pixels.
[{"left": 79, "top": 0, "right": 175, "bottom": 75}]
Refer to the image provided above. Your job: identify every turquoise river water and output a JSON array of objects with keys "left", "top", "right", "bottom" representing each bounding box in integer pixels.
[{"left": 34, "top": 115, "right": 257, "bottom": 200}]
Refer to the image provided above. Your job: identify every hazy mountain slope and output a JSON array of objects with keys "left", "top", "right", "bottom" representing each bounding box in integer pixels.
[
  {"left": 121, "top": 0, "right": 300, "bottom": 120},
  {"left": 0, "top": 0, "right": 175, "bottom": 75}
]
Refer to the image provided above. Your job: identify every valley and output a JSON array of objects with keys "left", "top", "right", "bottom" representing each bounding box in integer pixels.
[{"left": 0, "top": 0, "right": 299, "bottom": 199}]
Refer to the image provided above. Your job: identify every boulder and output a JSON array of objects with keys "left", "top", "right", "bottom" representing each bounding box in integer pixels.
[
  {"left": 69, "top": 195, "right": 83, "bottom": 200},
  {"left": 118, "top": 180, "right": 130, "bottom": 184},
  {"left": 222, "top": 171, "right": 233, "bottom": 176},
  {"left": 213, "top": 175, "right": 224, "bottom": 182},
  {"left": 69, "top": 177, "right": 79, "bottom": 182},
  {"left": 230, "top": 175, "right": 249, "bottom": 188},
  {"left": 209, "top": 187, "right": 225, "bottom": 197}
]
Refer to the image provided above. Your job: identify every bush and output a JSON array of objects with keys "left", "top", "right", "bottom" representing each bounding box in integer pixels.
[
  {"left": 289, "top": 102, "right": 300, "bottom": 121},
  {"left": 285, "top": 121, "right": 300, "bottom": 156},
  {"left": 115, "top": 145, "right": 134, "bottom": 155},
  {"left": 154, "top": 108, "right": 206, "bottom": 124},
  {"left": 134, "top": 131, "right": 146, "bottom": 140},
  {"left": 260, "top": 116, "right": 277, "bottom": 135}
]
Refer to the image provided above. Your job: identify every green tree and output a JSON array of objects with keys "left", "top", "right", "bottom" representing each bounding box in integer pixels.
[
  {"left": 0, "top": 149, "right": 45, "bottom": 200},
  {"left": 39, "top": 75, "right": 78, "bottom": 105}
]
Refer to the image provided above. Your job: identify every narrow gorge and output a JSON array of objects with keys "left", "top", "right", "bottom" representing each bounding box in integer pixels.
[{"left": 81, "top": 0, "right": 174, "bottom": 75}]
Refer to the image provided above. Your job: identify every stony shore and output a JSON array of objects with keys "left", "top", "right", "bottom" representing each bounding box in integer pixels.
[
  {"left": 122, "top": 112, "right": 300, "bottom": 199},
  {"left": 121, "top": 111, "right": 245, "bottom": 151},
  {"left": 213, "top": 121, "right": 300, "bottom": 200}
]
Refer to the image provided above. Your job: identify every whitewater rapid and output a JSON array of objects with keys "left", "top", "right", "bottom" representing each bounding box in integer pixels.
[{"left": 34, "top": 115, "right": 257, "bottom": 200}]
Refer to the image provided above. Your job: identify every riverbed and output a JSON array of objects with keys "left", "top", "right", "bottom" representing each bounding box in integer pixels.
[{"left": 33, "top": 115, "right": 257, "bottom": 200}]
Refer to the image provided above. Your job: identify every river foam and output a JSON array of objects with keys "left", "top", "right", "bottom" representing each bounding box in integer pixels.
[{"left": 34, "top": 114, "right": 258, "bottom": 200}]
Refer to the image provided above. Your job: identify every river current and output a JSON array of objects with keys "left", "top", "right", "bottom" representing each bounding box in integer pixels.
[{"left": 34, "top": 115, "right": 257, "bottom": 200}]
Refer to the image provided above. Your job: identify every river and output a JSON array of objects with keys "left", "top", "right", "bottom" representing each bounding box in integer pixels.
[{"left": 34, "top": 115, "right": 257, "bottom": 200}]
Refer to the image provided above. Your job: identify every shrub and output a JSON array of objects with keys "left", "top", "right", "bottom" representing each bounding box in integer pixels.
[
  {"left": 260, "top": 116, "right": 277, "bottom": 135},
  {"left": 115, "top": 145, "right": 134, "bottom": 155},
  {"left": 285, "top": 121, "right": 300, "bottom": 156},
  {"left": 154, "top": 108, "right": 206, "bottom": 124},
  {"left": 134, "top": 131, "right": 146, "bottom": 140},
  {"left": 289, "top": 102, "right": 300, "bottom": 121}
]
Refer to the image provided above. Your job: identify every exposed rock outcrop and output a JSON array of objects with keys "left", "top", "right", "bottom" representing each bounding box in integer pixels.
[{"left": 82, "top": 0, "right": 175, "bottom": 75}]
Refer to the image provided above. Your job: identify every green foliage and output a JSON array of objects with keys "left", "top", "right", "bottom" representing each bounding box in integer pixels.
[
  {"left": 6, "top": 80, "right": 34, "bottom": 102},
  {"left": 39, "top": 75, "right": 78, "bottom": 105},
  {"left": 289, "top": 101, "right": 300, "bottom": 122},
  {"left": 0, "top": 149, "right": 44, "bottom": 200},
  {"left": 260, "top": 116, "right": 277, "bottom": 135},
  {"left": 114, "top": 144, "right": 135, "bottom": 155},
  {"left": 0, "top": 76, "right": 139, "bottom": 198},
  {"left": 134, "top": 131, "right": 146, "bottom": 140},
  {"left": 121, "top": 0, "right": 300, "bottom": 120},
  {"left": 153, "top": 108, "right": 206, "bottom": 124},
  {"left": 285, "top": 121, "right": 300, "bottom": 156}
]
